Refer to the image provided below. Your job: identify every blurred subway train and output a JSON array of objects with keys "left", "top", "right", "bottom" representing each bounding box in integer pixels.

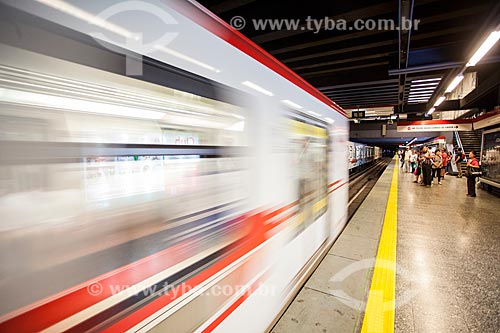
[
  {"left": 0, "top": 1, "right": 376, "bottom": 332},
  {"left": 347, "top": 142, "right": 382, "bottom": 171}
]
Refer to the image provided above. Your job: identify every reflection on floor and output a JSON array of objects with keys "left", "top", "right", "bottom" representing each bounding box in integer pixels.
[{"left": 396, "top": 171, "right": 500, "bottom": 333}]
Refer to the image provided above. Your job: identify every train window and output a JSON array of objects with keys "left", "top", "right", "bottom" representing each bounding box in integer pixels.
[
  {"left": 83, "top": 155, "right": 247, "bottom": 206},
  {"left": 0, "top": 46, "right": 251, "bottom": 295},
  {"left": 289, "top": 119, "right": 328, "bottom": 229},
  {"left": 0, "top": 64, "right": 246, "bottom": 147}
]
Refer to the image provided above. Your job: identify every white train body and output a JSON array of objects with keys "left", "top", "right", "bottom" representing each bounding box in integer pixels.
[
  {"left": 0, "top": 1, "right": 376, "bottom": 332},
  {"left": 347, "top": 141, "right": 382, "bottom": 170}
]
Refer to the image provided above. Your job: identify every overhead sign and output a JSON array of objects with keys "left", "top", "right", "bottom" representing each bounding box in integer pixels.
[
  {"left": 397, "top": 120, "right": 473, "bottom": 132},
  {"left": 351, "top": 110, "right": 365, "bottom": 118}
]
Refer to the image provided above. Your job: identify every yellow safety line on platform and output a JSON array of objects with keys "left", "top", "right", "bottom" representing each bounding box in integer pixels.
[{"left": 361, "top": 160, "right": 398, "bottom": 333}]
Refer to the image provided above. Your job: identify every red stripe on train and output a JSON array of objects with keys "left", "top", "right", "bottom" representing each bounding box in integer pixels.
[
  {"left": 0, "top": 241, "right": 191, "bottom": 332},
  {"left": 328, "top": 179, "right": 342, "bottom": 188},
  {"left": 0, "top": 204, "right": 292, "bottom": 331},
  {"left": 1, "top": 178, "right": 343, "bottom": 332},
  {"left": 102, "top": 186, "right": 343, "bottom": 332},
  {"left": 329, "top": 181, "right": 348, "bottom": 194},
  {"left": 100, "top": 210, "right": 279, "bottom": 332}
]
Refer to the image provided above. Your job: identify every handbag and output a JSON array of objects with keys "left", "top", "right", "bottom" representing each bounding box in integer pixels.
[{"left": 465, "top": 166, "right": 482, "bottom": 177}]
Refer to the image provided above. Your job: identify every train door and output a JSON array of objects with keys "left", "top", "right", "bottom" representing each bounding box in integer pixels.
[{"left": 290, "top": 118, "right": 328, "bottom": 234}]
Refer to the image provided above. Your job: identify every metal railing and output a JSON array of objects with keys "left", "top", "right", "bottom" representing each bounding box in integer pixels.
[{"left": 454, "top": 131, "right": 464, "bottom": 152}]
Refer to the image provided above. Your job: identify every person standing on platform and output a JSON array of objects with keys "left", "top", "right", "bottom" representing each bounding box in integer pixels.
[
  {"left": 403, "top": 147, "right": 412, "bottom": 173},
  {"left": 455, "top": 148, "right": 465, "bottom": 178},
  {"left": 432, "top": 150, "right": 443, "bottom": 185},
  {"left": 466, "top": 150, "right": 480, "bottom": 197},
  {"left": 410, "top": 149, "right": 418, "bottom": 173},
  {"left": 420, "top": 146, "right": 432, "bottom": 187},
  {"left": 441, "top": 148, "right": 448, "bottom": 180},
  {"left": 449, "top": 150, "right": 455, "bottom": 175},
  {"left": 413, "top": 150, "right": 422, "bottom": 183}
]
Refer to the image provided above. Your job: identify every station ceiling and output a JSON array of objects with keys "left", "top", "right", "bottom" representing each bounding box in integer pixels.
[{"left": 198, "top": 0, "right": 500, "bottom": 118}]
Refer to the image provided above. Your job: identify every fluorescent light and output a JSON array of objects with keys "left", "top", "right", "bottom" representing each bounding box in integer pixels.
[
  {"left": 409, "top": 92, "right": 435, "bottom": 96},
  {"left": 409, "top": 91, "right": 433, "bottom": 94},
  {"left": 409, "top": 93, "right": 434, "bottom": 97},
  {"left": 0, "top": 87, "right": 165, "bottom": 119},
  {"left": 434, "top": 96, "right": 446, "bottom": 106},
  {"left": 410, "top": 87, "right": 436, "bottom": 92},
  {"left": 407, "top": 137, "right": 417, "bottom": 145},
  {"left": 281, "top": 99, "right": 303, "bottom": 109},
  {"left": 411, "top": 78, "right": 441, "bottom": 83},
  {"left": 409, "top": 97, "right": 431, "bottom": 100},
  {"left": 445, "top": 75, "right": 464, "bottom": 93},
  {"left": 241, "top": 81, "right": 274, "bottom": 96},
  {"left": 154, "top": 45, "right": 220, "bottom": 73},
  {"left": 466, "top": 30, "right": 500, "bottom": 67},
  {"left": 35, "top": 0, "right": 136, "bottom": 39},
  {"left": 409, "top": 93, "right": 432, "bottom": 97},
  {"left": 409, "top": 90, "right": 433, "bottom": 94},
  {"left": 308, "top": 110, "right": 321, "bottom": 117},
  {"left": 409, "top": 96, "right": 433, "bottom": 99},
  {"left": 324, "top": 117, "right": 335, "bottom": 124},
  {"left": 410, "top": 82, "right": 440, "bottom": 88},
  {"left": 427, "top": 107, "right": 436, "bottom": 115}
]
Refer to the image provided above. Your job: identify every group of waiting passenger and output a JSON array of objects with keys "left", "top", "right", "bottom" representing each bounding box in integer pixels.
[{"left": 399, "top": 146, "right": 480, "bottom": 197}]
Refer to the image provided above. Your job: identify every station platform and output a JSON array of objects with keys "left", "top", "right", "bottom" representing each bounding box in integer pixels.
[{"left": 272, "top": 158, "right": 500, "bottom": 333}]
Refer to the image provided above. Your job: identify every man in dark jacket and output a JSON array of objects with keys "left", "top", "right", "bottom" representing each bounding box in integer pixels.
[{"left": 455, "top": 149, "right": 465, "bottom": 178}]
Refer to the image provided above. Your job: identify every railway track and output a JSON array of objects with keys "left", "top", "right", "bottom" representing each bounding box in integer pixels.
[{"left": 347, "top": 158, "right": 392, "bottom": 220}]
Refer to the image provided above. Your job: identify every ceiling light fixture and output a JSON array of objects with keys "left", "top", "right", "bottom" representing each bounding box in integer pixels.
[
  {"left": 466, "top": 30, "right": 500, "bottom": 67},
  {"left": 407, "top": 137, "right": 417, "bottom": 145},
  {"left": 409, "top": 93, "right": 433, "bottom": 97},
  {"left": 410, "top": 82, "right": 440, "bottom": 88},
  {"left": 444, "top": 75, "right": 464, "bottom": 93},
  {"left": 411, "top": 78, "right": 441, "bottom": 83},
  {"left": 434, "top": 96, "right": 446, "bottom": 106},
  {"left": 408, "top": 87, "right": 438, "bottom": 92}
]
